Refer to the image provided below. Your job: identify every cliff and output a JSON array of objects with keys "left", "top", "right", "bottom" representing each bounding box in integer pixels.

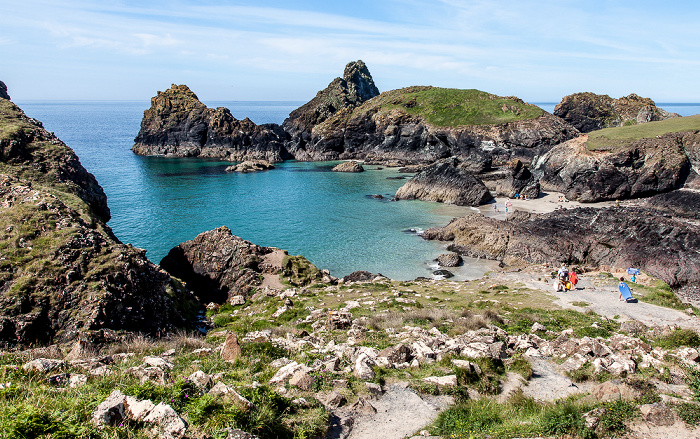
[
  {"left": 282, "top": 60, "right": 380, "bottom": 159},
  {"left": 0, "top": 81, "right": 9, "bottom": 100},
  {"left": 554, "top": 92, "right": 680, "bottom": 133},
  {"left": 132, "top": 84, "right": 290, "bottom": 162},
  {"left": 423, "top": 206, "right": 700, "bottom": 290},
  {"left": 302, "top": 86, "right": 579, "bottom": 164},
  {"left": 531, "top": 116, "right": 700, "bottom": 202},
  {"left": 0, "top": 96, "right": 196, "bottom": 347}
]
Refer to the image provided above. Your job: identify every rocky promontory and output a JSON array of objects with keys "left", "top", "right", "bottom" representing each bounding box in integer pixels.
[
  {"left": 395, "top": 159, "right": 493, "bottom": 206},
  {"left": 160, "top": 227, "right": 329, "bottom": 304},
  {"left": 0, "top": 81, "right": 9, "bottom": 100},
  {"left": 0, "top": 96, "right": 196, "bottom": 347},
  {"left": 282, "top": 60, "right": 380, "bottom": 160},
  {"left": 132, "top": 84, "right": 289, "bottom": 162},
  {"left": 308, "top": 86, "right": 580, "bottom": 165},
  {"left": 554, "top": 92, "right": 680, "bottom": 133},
  {"left": 423, "top": 205, "right": 700, "bottom": 291},
  {"left": 531, "top": 117, "right": 700, "bottom": 202}
]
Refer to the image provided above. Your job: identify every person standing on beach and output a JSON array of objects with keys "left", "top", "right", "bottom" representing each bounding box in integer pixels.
[{"left": 569, "top": 268, "right": 579, "bottom": 290}]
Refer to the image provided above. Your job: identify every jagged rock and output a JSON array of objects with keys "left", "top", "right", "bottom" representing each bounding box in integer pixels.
[
  {"left": 378, "top": 343, "right": 412, "bottom": 364},
  {"left": 332, "top": 161, "right": 364, "bottom": 172},
  {"left": 282, "top": 60, "right": 380, "bottom": 159},
  {"left": 127, "top": 366, "right": 170, "bottom": 385},
  {"left": 142, "top": 402, "right": 187, "bottom": 439},
  {"left": 559, "top": 353, "right": 587, "bottom": 372},
  {"left": 531, "top": 131, "right": 696, "bottom": 202},
  {"left": 143, "top": 356, "right": 174, "bottom": 370},
  {"left": 554, "top": 92, "right": 679, "bottom": 133},
  {"left": 289, "top": 370, "right": 315, "bottom": 391},
  {"left": 640, "top": 403, "right": 675, "bottom": 426},
  {"left": 395, "top": 160, "right": 493, "bottom": 206},
  {"left": 435, "top": 253, "right": 462, "bottom": 267},
  {"left": 23, "top": 358, "right": 64, "bottom": 373},
  {"left": 269, "top": 361, "right": 311, "bottom": 386},
  {"left": 0, "top": 81, "right": 9, "bottom": 100},
  {"left": 208, "top": 382, "right": 255, "bottom": 411},
  {"left": 221, "top": 332, "right": 242, "bottom": 361},
  {"left": 230, "top": 295, "right": 246, "bottom": 306},
  {"left": 494, "top": 159, "right": 540, "bottom": 199},
  {"left": 365, "top": 382, "right": 382, "bottom": 397},
  {"left": 160, "top": 227, "right": 319, "bottom": 303},
  {"left": 354, "top": 353, "right": 376, "bottom": 380},
  {"left": 133, "top": 85, "right": 288, "bottom": 162},
  {"left": 350, "top": 396, "right": 377, "bottom": 414},
  {"left": 188, "top": 370, "right": 212, "bottom": 390},
  {"left": 325, "top": 391, "right": 347, "bottom": 409},
  {"left": 423, "top": 375, "right": 458, "bottom": 387},
  {"left": 225, "top": 160, "right": 275, "bottom": 173},
  {"left": 451, "top": 359, "right": 482, "bottom": 375},
  {"left": 92, "top": 389, "right": 126, "bottom": 426},
  {"left": 531, "top": 322, "right": 547, "bottom": 333}
]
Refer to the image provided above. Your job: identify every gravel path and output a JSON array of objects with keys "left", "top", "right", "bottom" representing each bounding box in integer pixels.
[{"left": 346, "top": 383, "right": 450, "bottom": 439}]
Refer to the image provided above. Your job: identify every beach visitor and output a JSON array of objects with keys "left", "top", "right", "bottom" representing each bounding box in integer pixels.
[
  {"left": 569, "top": 268, "right": 579, "bottom": 290},
  {"left": 619, "top": 277, "right": 627, "bottom": 301}
]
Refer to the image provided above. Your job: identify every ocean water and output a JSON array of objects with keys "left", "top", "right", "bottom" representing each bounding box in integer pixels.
[{"left": 15, "top": 100, "right": 496, "bottom": 281}]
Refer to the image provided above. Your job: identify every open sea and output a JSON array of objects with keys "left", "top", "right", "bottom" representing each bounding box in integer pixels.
[{"left": 14, "top": 100, "right": 700, "bottom": 281}]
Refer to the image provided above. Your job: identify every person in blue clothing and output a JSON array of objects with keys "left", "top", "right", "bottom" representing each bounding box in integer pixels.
[{"left": 618, "top": 277, "right": 628, "bottom": 301}]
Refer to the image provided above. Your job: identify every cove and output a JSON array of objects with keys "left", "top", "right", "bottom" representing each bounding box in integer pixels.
[{"left": 16, "top": 101, "right": 500, "bottom": 281}]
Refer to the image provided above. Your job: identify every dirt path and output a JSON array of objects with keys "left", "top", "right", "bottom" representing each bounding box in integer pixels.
[
  {"left": 346, "top": 383, "right": 451, "bottom": 439},
  {"left": 489, "top": 269, "right": 700, "bottom": 331}
]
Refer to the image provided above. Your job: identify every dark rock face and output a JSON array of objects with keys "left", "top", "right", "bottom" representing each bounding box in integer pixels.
[
  {"left": 395, "top": 160, "right": 493, "bottom": 206},
  {"left": 554, "top": 92, "right": 680, "bottom": 133},
  {"left": 423, "top": 206, "right": 700, "bottom": 289},
  {"left": 494, "top": 159, "right": 540, "bottom": 199},
  {"left": 641, "top": 190, "right": 700, "bottom": 220},
  {"left": 160, "top": 227, "right": 278, "bottom": 303},
  {"left": 132, "top": 85, "right": 289, "bottom": 162},
  {"left": 0, "top": 100, "right": 194, "bottom": 347},
  {"left": 531, "top": 132, "right": 696, "bottom": 202},
  {"left": 436, "top": 253, "right": 462, "bottom": 267},
  {"left": 282, "top": 60, "right": 380, "bottom": 159},
  {"left": 307, "top": 88, "right": 580, "bottom": 164},
  {"left": 0, "top": 81, "right": 9, "bottom": 100}
]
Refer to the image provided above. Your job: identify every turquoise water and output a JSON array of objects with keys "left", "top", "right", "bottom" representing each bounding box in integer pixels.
[{"left": 15, "top": 100, "right": 492, "bottom": 280}]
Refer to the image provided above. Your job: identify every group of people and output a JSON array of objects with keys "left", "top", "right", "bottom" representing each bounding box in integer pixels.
[{"left": 555, "top": 264, "right": 579, "bottom": 292}]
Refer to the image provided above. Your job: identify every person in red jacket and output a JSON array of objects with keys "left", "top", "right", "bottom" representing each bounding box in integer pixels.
[{"left": 569, "top": 268, "right": 579, "bottom": 290}]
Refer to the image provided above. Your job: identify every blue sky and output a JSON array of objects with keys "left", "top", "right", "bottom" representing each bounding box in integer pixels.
[{"left": 2, "top": 0, "right": 699, "bottom": 102}]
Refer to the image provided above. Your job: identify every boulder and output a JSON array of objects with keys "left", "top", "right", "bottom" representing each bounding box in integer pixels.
[
  {"left": 422, "top": 375, "right": 458, "bottom": 387},
  {"left": 324, "top": 391, "right": 347, "bottom": 409},
  {"left": 395, "top": 160, "right": 493, "bottom": 207},
  {"left": 289, "top": 370, "right": 315, "bottom": 391},
  {"left": 142, "top": 402, "right": 187, "bottom": 439},
  {"left": 588, "top": 380, "right": 641, "bottom": 402},
  {"left": 221, "top": 332, "right": 242, "bottom": 361},
  {"left": 435, "top": 253, "right": 463, "bottom": 267},
  {"left": 494, "top": 159, "right": 540, "bottom": 199},
  {"left": 208, "top": 382, "right": 255, "bottom": 411},
  {"left": 225, "top": 160, "right": 275, "bottom": 173},
  {"left": 332, "top": 161, "right": 364, "bottom": 172},
  {"left": 187, "top": 370, "right": 212, "bottom": 390},
  {"left": 92, "top": 389, "right": 126, "bottom": 426},
  {"left": 23, "top": 358, "right": 64, "bottom": 374},
  {"left": 640, "top": 403, "right": 675, "bottom": 426}
]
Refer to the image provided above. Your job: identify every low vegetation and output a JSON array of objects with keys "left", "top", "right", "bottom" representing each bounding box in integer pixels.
[{"left": 585, "top": 114, "right": 700, "bottom": 150}]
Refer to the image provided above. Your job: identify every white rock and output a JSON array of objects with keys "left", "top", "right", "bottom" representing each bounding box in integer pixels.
[{"left": 423, "top": 375, "right": 458, "bottom": 386}]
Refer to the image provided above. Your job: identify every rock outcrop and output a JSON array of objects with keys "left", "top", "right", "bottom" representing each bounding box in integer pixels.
[
  {"left": 0, "top": 98, "right": 195, "bottom": 347},
  {"left": 395, "top": 160, "right": 493, "bottom": 206},
  {"left": 493, "top": 159, "right": 540, "bottom": 199},
  {"left": 554, "top": 92, "right": 680, "bottom": 133},
  {"left": 132, "top": 85, "right": 289, "bottom": 162},
  {"left": 224, "top": 160, "right": 275, "bottom": 173},
  {"left": 160, "top": 226, "right": 325, "bottom": 304},
  {"left": 305, "top": 86, "right": 579, "bottom": 165},
  {"left": 331, "top": 161, "right": 364, "bottom": 172},
  {"left": 422, "top": 206, "right": 700, "bottom": 289},
  {"left": 282, "top": 60, "right": 380, "bottom": 159},
  {"left": 531, "top": 131, "right": 697, "bottom": 202},
  {"left": 0, "top": 81, "right": 9, "bottom": 100}
]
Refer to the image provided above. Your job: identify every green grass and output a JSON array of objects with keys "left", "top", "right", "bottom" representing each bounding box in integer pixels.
[
  {"left": 340, "top": 86, "right": 544, "bottom": 128},
  {"left": 586, "top": 114, "right": 700, "bottom": 150},
  {"left": 633, "top": 279, "right": 698, "bottom": 312}
]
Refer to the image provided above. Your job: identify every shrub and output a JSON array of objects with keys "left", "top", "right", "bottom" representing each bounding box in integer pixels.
[
  {"left": 657, "top": 328, "right": 700, "bottom": 349},
  {"left": 673, "top": 402, "right": 700, "bottom": 426},
  {"left": 541, "top": 402, "right": 587, "bottom": 438}
]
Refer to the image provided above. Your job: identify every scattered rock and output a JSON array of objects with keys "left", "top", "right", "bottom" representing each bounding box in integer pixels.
[
  {"left": 221, "top": 332, "right": 242, "bottom": 361},
  {"left": 332, "top": 161, "right": 365, "bottom": 172},
  {"left": 435, "top": 253, "right": 462, "bottom": 267}
]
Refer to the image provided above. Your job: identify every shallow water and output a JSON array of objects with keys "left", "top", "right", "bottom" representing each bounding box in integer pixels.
[{"left": 16, "top": 100, "right": 501, "bottom": 280}]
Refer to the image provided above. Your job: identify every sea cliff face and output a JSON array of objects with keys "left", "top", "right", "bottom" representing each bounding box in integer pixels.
[
  {"left": 0, "top": 96, "right": 195, "bottom": 347},
  {"left": 132, "top": 84, "right": 290, "bottom": 162}
]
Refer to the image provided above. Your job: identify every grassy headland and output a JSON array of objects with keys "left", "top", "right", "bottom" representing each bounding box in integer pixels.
[
  {"left": 352, "top": 86, "right": 544, "bottom": 128},
  {"left": 586, "top": 114, "right": 700, "bottom": 150}
]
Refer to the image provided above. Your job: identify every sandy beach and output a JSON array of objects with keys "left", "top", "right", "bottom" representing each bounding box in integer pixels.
[{"left": 479, "top": 191, "right": 617, "bottom": 219}]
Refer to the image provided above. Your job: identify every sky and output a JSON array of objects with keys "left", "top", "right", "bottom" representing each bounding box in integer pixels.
[{"left": 2, "top": 0, "right": 699, "bottom": 103}]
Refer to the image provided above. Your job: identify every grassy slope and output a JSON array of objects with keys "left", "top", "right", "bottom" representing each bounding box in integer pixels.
[
  {"left": 586, "top": 114, "right": 700, "bottom": 150},
  {"left": 353, "top": 86, "right": 544, "bottom": 128}
]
